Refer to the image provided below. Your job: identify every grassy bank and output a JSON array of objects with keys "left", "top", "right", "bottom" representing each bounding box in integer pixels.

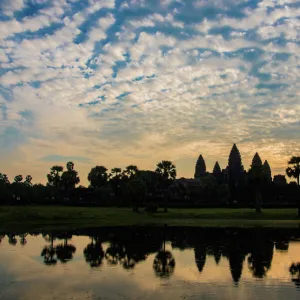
[{"left": 1, "top": 206, "right": 300, "bottom": 232}]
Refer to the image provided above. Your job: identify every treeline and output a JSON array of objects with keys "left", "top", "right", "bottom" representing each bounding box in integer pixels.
[
  {"left": 0, "top": 160, "right": 176, "bottom": 210},
  {"left": 0, "top": 157, "right": 299, "bottom": 211}
]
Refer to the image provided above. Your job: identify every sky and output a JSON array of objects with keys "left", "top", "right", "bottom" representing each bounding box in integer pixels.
[{"left": 0, "top": 0, "right": 299, "bottom": 185}]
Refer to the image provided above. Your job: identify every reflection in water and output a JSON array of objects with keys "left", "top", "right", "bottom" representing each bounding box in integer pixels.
[
  {"left": 84, "top": 237, "right": 105, "bottom": 268},
  {"left": 8, "top": 233, "right": 17, "bottom": 246},
  {"left": 1, "top": 227, "right": 300, "bottom": 299},
  {"left": 247, "top": 238, "right": 274, "bottom": 278},
  {"left": 41, "top": 234, "right": 57, "bottom": 265},
  {"left": 19, "top": 233, "right": 28, "bottom": 246},
  {"left": 290, "top": 263, "right": 300, "bottom": 288},
  {"left": 194, "top": 242, "right": 206, "bottom": 273},
  {"left": 41, "top": 233, "right": 76, "bottom": 265}
]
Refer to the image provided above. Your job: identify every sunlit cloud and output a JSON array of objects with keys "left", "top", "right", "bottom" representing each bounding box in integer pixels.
[{"left": 0, "top": 0, "right": 299, "bottom": 184}]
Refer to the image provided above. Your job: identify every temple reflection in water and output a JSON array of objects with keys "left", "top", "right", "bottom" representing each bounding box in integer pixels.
[{"left": 1, "top": 227, "right": 300, "bottom": 286}]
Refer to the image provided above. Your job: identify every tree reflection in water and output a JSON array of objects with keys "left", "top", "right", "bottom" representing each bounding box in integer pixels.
[
  {"left": 290, "top": 262, "right": 300, "bottom": 288},
  {"left": 7, "top": 227, "right": 298, "bottom": 285},
  {"left": 55, "top": 243, "right": 76, "bottom": 263},
  {"left": 41, "top": 233, "right": 76, "bottom": 265},
  {"left": 153, "top": 229, "right": 175, "bottom": 279},
  {"left": 41, "top": 233, "right": 57, "bottom": 266},
  {"left": 19, "top": 233, "right": 28, "bottom": 246},
  {"left": 248, "top": 238, "right": 274, "bottom": 278},
  {"left": 84, "top": 237, "right": 105, "bottom": 268},
  {"left": 8, "top": 234, "right": 17, "bottom": 246},
  {"left": 153, "top": 250, "right": 175, "bottom": 278},
  {"left": 0, "top": 234, "right": 5, "bottom": 244}
]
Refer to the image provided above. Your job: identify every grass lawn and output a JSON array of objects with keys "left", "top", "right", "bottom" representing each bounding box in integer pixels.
[{"left": 1, "top": 206, "right": 300, "bottom": 232}]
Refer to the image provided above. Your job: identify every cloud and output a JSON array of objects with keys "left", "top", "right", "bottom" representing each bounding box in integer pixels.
[
  {"left": 39, "top": 154, "right": 91, "bottom": 163},
  {"left": 0, "top": 0, "right": 299, "bottom": 184}
]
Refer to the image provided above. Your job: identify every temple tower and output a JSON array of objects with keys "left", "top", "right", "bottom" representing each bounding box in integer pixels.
[
  {"left": 213, "top": 161, "right": 222, "bottom": 176},
  {"left": 262, "top": 160, "right": 272, "bottom": 182},
  {"left": 228, "top": 144, "right": 244, "bottom": 184},
  {"left": 251, "top": 152, "right": 262, "bottom": 168},
  {"left": 194, "top": 155, "right": 206, "bottom": 179}
]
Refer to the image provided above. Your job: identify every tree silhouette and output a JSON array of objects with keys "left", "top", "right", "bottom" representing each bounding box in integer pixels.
[
  {"left": 286, "top": 156, "right": 300, "bottom": 217},
  {"left": 155, "top": 160, "right": 176, "bottom": 212},
  {"left": 83, "top": 237, "right": 105, "bottom": 268},
  {"left": 24, "top": 175, "right": 33, "bottom": 186},
  {"left": 14, "top": 175, "right": 23, "bottom": 183},
  {"left": 286, "top": 157, "right": 300, "bottom": 186},
  {"left": 109, "top": 168, "right": 123, "bottom": 199},
  {"left": 123, "top": 165, "right": 139, "bottom": 179},
  {"left": 0, "top": 173, "right": 9, "bottom": 184},
  {"left": 61, "top": 162, "right": 80, "bottom": 190},
  {"left": 125, "top": 177, "right": 147, "bottom": 211},
  {"left": 47, "top": 166, "right": 63, "bottom": 188},
  {"left": 289, "top": 262, "right": 300, "bottom": 288},
  {"left": 87, "top": 166, "right": 108, "bottom": 188}
]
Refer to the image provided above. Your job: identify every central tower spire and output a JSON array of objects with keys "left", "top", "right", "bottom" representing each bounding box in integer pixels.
[{"left": 194, "top": 154, "right": 206, "bottom": 179}]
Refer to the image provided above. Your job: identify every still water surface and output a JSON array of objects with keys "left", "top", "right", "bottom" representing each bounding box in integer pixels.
[{"left": 0, "top": 227, "right": 300, "bottom": 300}]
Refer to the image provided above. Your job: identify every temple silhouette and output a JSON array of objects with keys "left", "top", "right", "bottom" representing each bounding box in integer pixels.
[
  {"left": 194, "top": 143, "right": 272, "bottom": 184},
  {"left": 171, "top": 143, "right": 294, "bottom": 205}
]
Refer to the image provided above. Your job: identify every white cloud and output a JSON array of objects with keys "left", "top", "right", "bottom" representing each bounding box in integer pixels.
[
  {"left": 0, "top": 0, "right": 299, "bottom": 183},
  {"left": 0, "top": 0, "right": 25, "bottom": 17}
]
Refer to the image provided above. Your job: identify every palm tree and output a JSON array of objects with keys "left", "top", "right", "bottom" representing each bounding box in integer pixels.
[
  {"left": 47, "top": 166, "right": 63, "bottom": 188},
  {"left": 19, "top": 233, "right": 28, "bottom": 246},
  {"left": 24, "top": 175, "right": 33, "bottom": 186},
  {"left": 105, "top": 242, "right": 126, "bottom": 265},
  {"left": 61, "top": 161, "right": 80, "bottom": 190},
  {"left": 83, "top": 237, "right": 105, "bottom": 268},
  {"left": 155, "top": 160, "right": 176, "bottom": 212},
  {"left": 286, "top": 157, "right": 300, "bottom": 217},
  {"left": 248, "top": 239, "right": 274, "bottom": 278},
  {"left": 123, "top": 165, "right": 139, "bottom": 179},
  {"left": 41, "top": 235, "right": 57, "bottom": 266},
  {"left": 8, "top": 234, "right": 17, "bottom": 246},
  {"left": 87, "top": 166, "right": 108, "bottom": 188},
  {"left": 14, "top": 175, "right": 23, "bottom": 183},
  {"left": 153, "top": 227, "right": 175, "bottom": 279},
  {"left": 56, "top": 242, "right": 76, "bottom": 263}
]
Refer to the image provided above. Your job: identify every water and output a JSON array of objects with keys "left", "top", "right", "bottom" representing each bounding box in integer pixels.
[{"left": 0, "top": 227, "right": 300, "bottom": 300}]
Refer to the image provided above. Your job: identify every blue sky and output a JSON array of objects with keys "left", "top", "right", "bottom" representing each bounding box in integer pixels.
[{"left": 0, "top": 0, "right": 299, "bottom": 184}]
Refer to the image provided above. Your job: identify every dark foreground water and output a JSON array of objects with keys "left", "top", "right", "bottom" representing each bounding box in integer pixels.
[{"left": 0, "top": 227, "right": 300, "bottom": 300}]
